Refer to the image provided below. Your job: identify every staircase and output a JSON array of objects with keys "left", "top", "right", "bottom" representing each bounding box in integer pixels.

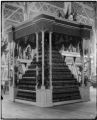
[
  {"left": 52, "top": 50, "right": 81, "bottom": 102},
  {"left": 16, "top": 62, "right": 37, "bottom": 102},
  {"left": 16, "top": 49, "right": 81, "bottom": 103}
]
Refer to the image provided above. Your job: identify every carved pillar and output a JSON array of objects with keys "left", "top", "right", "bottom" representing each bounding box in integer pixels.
[
  {"left": 12, "top": 27, "right": 15, "bottom": 101},
  {"left": 88, "top": 35, "right": 91, "bottom": 81},
  {"left": 82, "top": 38, "right": 85, "bottom": 86},
  {"left": 24, "top": 2, "right": 29, "bottom": 21},
  {"left": 36, "top": 32, "right": 39, "bottom": 89},
  {"left": 8, "top": 27, "right": 15, "bottom": 101},
  {"left": 49, "top": 32, "right": 52, "bottom": 89},
  {"left": 41, "top": 31, "right": 45, "bottom": 89}
]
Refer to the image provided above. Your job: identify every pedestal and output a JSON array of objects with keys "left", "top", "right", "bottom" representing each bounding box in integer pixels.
[
  {"left": 9, "top": 86, "right": 17, "bottom": 102},
  {"left": 36, "top": 87, "right": 52, "bottom": 107},
  {"left": 9, "top": 86, "right": 14, "bottom": 101},
  {"left": 79, "top": 84, "right": 90, "bottom": 102}
]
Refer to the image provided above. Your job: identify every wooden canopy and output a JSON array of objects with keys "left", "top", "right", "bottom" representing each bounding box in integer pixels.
[{"left": 7, "top": 13, "right": 92, "bottom": 42}]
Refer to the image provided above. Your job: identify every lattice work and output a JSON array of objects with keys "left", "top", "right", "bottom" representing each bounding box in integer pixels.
[
  {"left": 29, "top": 2, "right": 43, "bottom": 12},
  {"left": 4, "top": 8, "right": 13, "bottom": 18},
  {"left": 29, "top": 2, "right": 64, "bottom": 18},
  {"left": 82, "top": 2, "right": 95, "bottom": 9},
  {"left": 72, "top": 2, "right": 94, "bottom": 26},
  {"left": 5, "top": 3, "right": 18, "bottom": 11},
  {"left": 77, "top": 15, "right": 89, "bottom": 25},
  {"left": 34, "top": 2, "right": 42, "bottom": 10},
  {"left": 5, "top": 2, "right": 24, "bottom": 8},
  {"left": 48, "top": 2, "right": 64, "bottom": 8},
  {"left": 4, "top": 4, "right": 19, "bottom": 18},
  {"left": 4, "top": 20, "right": 18, "bottom": 28},
  {"left": 29, "top": 11, "right": 38, "bottom": 19},
  {"left": 42, "top": 2, "right": 64, "bottom": 16},
  {"left": 85, "top": 8, "right": 94, "bottom": 19},
  {"left": 72, "top": 2, "right": 86, "bottom": 17},
  {"left": 10, "top": 8, "right": 24, "bottom": 22}
]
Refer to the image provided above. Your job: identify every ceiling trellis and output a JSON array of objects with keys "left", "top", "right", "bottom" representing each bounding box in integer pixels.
[{"left": 2, "top": 2, "right": 96, "bottom": 30}]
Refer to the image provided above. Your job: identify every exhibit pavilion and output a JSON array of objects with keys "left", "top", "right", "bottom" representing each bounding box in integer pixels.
[{"left": 2, "top": 2, "right": 96, "bottom": 107}]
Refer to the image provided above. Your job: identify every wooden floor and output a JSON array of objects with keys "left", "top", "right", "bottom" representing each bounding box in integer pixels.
[{"left": 1, "top": 86, "right": 96, "bottom": 119}]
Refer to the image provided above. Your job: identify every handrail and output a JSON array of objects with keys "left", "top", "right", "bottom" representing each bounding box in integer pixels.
[{"left": 66, "top": 60, "right": 81, "bottom": 83}]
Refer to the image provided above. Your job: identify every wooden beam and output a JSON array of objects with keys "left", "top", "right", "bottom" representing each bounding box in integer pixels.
[
  {"left": 5, "top": 3, "right": 24, "bottom": 10},
  {"left": 6, "top": 19, "right": 21, "bottom": 24},
  {"left": 5, "top": 7, "right": 21, "bottom": 21}
]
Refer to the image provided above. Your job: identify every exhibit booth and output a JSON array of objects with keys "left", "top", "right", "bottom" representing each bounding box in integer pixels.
[{"left": 7, "top": 13, "right": 92, "bottom": 107}]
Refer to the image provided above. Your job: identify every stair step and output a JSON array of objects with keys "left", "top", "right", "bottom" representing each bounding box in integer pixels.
[
  {"left": 52, "top": 83, "right": 78, "bottom": 86},
  {"left": 53, "top": 96, "right": 81, "bottom": 102},
  {"left": 53, "top": 85, "right": 79, "bottom": 88},
  {"left": 52, "top": 80, "right": 77, "bottom": 83},
  {"left": 52, "top": 74, "right": 73, "bottom": 77},
  {"left": 16, "top": 91, "right": 36, "bottom": 100},
  {"left": 27, "top": 68, "right": 37, "bottom": 71},
  {"left": 23, "top": 74, "right": 36, "bottom": 77},
  {"left": 53, "top": 88, "right": 79, "bottom": 93},
  {"left": 53, "top": 92, "right": 80, "bottom": 99},
  {"left": 17, "top": 89, "right": 36, "bottom": 93},
  {"left": 22, "top": 77, "right": 36, "bottom": 79},
  {"left": 52, "top": 76, "right": 75, "bottom": 79},
  {"left": 19, "top": 81, "right": 36, "bottom": 85},
  {"left": 18, "top": 85, "right": 36, "bottom": 90},
  {"left": 15, "top": 97, "right": 36, "bottom": 102}
]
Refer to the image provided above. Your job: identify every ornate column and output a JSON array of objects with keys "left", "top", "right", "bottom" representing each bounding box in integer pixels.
[
  {"left": 49, "top": 32, "right": 52, "bottom": 89},
  {"left": 12, "top": 27, "right": 15, "bottom": 101},
  {"left": 23, "top": 2, "right": 29, "bottom": 21},
  {"left": 41, "top": 31, "right": 45, "bottom": 89},
  {"left": 82, "top": 38, "right": 85, "bottom": 86},
  {"left": 36, "top": 32, "right": 39, "bottom": 89},
  {"left": 88, "top": 32, "right": 91, "bottom": 80},
  {"left": 36, "top": 31, "right": 53, "bottom": 107},
  {"left": 8, "top": 26, "right": 15, "bottom": 102}
]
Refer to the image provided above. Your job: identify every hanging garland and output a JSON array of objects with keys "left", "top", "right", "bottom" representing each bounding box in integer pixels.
[
  {"left": 79, "top": 37, "right": 83, "bottom": 56},
  {"left": 19, "top": 36, "right": 28, "bottom": 50},
  {"left": 52, "top": 33, "right": 83, "bottom": 55},
  {"left": 63, "top": 35, "right": 70, "bottom": 50},
  {"left": 14, "top": 43, "right": 18, "bottom": 58},
  {"left": 28, "top": 34, "right": 36, "bottom": 49},
  {"left": 52, "top": 33, "right": 64, "bottom": 50}
]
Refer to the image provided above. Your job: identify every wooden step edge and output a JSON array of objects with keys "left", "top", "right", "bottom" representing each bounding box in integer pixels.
[
  {"left": 27, "top": 68, "right": 37, "bottom": 71},
  {"left": 53, "top": 85, "right": 79, "bottom": 88},
  {"left": 22, "top": 77, "right": 36, "bottom": 79},
  {"left": 53, "top": 99, "right": 82, "bottom": 105},
  {"left": 15, "top": 97, "right": 36, "bottom": 103},
  {"left": 17, "top": 89, "right": 36, "bottom": 93},
  {"left": 52, "top": 81, "right": 78, "bottom": 83}
]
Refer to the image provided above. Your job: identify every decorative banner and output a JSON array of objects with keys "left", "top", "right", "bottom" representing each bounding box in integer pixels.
[
  {"left": 63, "top": 2, "right": 71, "bottom": 16},
  {"left": 8, "top": 31, "right": 13, "bottom": 43},
  {"left": 76, "top": 57, "right": 81, "bottom": 64},
  {"left": 83, "top": 39, "right": 89, "bottom": 55},
  {"left": 65, "top": 56, "right": 73, "bottom": 64}
]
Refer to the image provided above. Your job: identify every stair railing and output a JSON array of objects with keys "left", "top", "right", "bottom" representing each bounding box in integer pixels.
[{"left": 66, "top": 57, "right": 80, "bottom": 83}]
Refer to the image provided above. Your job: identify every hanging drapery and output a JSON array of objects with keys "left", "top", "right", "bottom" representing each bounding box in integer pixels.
[
  {"left": 52, "top": 33, "right": 81, "bottom": 52},
  {"left": 28, "top": 33, "right": 36, "bottom": 49}
]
